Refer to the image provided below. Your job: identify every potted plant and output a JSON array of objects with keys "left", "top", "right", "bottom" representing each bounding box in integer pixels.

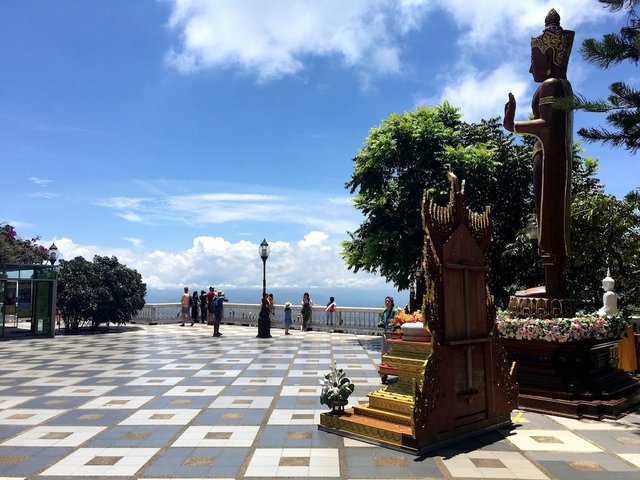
[{"left": 319, "top": 362, "right": 355, "bottom": 415}]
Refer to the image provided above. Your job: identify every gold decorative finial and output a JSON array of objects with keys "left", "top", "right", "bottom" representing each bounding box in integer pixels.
[
  {"left": 531, "top": 8, "right": 574, "bottom": 69},
  {"left": 544, "top": 9, "right": 561, "bottom": 30}
]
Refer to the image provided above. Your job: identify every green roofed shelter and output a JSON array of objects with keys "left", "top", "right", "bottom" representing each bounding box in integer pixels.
[{"left": 0, "top": 263, "right": 58, "bottom": 339}]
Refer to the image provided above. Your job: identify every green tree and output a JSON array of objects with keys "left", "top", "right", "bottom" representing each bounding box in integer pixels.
[
  {"left": 343, "top": 101, "right": 640, "bottom": 313},
  {"left": 572, "top": 0, "right": 640, "bottom": 153},
  {"left": 343, "top": 103, "right": 533, "bottom": 306},
  {"left": 568, "top": 186, "right": 640, "bottom": 312},
  {"left": 57, "top": 255, "right": 146, "bottom": 331},
  {"left": 0, "top": 224, "right": 49, "bottom": 266},
  {"left": 91, "top": 256, "right": 146, "bottom": 327},
  {"left": 56, "top": 257, "right": 95, "bottom": 330}
]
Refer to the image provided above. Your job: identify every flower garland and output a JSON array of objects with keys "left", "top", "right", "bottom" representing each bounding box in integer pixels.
[
  {"left": 495, "top": 312, "right": 629, "bottom": 343},
  {"left": 390, "top": 308, "right": 424, "bottom": 328}
]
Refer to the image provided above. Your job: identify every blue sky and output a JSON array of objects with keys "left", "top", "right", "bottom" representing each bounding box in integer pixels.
[{"left": 2, "top": 0, "right": 638, "bottom": 296}]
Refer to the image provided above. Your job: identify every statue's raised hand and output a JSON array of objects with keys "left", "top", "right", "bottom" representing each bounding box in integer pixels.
[{"left": 503, "top": 93, "right": 516, "bottom": 132}]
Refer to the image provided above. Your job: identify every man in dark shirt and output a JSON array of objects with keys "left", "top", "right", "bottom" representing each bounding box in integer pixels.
[{"left": 199, "top": 290, "right": 207, "bottom": 323}]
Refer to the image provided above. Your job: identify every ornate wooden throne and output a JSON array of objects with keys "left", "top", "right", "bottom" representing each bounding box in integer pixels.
[
  {"left": 319, "top": 174, "right": 517, "bottom": 453},
  {"left": 413, "top": 173, "right": 517, "bottom": 446}
]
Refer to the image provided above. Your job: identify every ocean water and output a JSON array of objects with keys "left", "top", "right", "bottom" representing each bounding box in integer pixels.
[{"left": 146, "top": 286, "right": 409, "bottom": 309}]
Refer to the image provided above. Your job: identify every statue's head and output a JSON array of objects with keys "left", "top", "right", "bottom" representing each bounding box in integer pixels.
[
  {"left": 530, "top": 9, "right": 574, "bottom": 81},
  {"left": 602, "top": 269, "right": 615, "bottom": 292}
]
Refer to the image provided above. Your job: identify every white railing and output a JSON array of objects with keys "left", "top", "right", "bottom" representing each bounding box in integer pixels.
[{"left": 131, "top": 302, "right": 385, "bottom": 335}]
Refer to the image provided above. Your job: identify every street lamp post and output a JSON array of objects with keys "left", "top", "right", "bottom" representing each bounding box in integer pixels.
[
  {"left": 258, "top": 239, "right": 271, "bottom": 338},
  {"left": 48, "top": 243, "right": 59, "bottom": 265},
  {"left": 47, "top": 242, "right": 60, "bottom": 337},
  {"left": 259, "top": 239, "right": 270, "bottom": 296}
]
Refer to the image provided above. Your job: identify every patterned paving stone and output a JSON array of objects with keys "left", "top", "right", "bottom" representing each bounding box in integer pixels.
[{"left": 0, "top": 324, "right": 637, "bottom": 479}]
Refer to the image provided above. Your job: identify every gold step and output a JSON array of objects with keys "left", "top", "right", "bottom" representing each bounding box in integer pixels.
[
  {"left": 367, "top": 388, "right": 414, "bottom": 415},
  {"left": 381, "top": 356, "right": 427, "bottom": 374},
  {"left": 352, "top": 403, "right": 413, "bottom": 426},
  {"left": 385, "top": 341, "right": 432, "bottom": 357},
  {"left": 383, "top": 353, "right": 429, "bottom": 364},
  {"left": 319, "top": 411, "right": 417, "bottom": 451}
]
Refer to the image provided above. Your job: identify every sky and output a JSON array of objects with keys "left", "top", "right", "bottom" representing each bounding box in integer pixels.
[{"left": 2, "top": 0, "right": 639, "bottom": 300}]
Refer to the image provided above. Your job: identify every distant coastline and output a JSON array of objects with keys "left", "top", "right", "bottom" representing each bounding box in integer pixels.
[{"left": 146, "top": 286, "right": 409, "bottom": 309}]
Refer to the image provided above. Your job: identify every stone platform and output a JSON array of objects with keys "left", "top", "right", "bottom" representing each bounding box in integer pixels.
[{"left": 0, "top": 324, "right": 639, "bottom": 479}]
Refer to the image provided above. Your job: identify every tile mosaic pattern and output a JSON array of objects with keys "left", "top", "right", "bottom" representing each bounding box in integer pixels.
[{"left": 0, "top": 323, "right": 638, "bottom": 479}]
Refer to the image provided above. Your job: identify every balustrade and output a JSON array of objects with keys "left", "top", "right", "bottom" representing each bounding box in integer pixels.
[{"left": 131, "top": 303, "right": 385, "bottom": 335}]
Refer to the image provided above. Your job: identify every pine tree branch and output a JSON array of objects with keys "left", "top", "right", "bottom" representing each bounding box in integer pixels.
[
  {"left": 581, "top": 33, "right": 640, "bottom": 67},
  {"left": 578, "top": 126, "right": 640, "bottom": 153},
  {"left": 598, "top": 0, "right": 637, "bottom": 13}
]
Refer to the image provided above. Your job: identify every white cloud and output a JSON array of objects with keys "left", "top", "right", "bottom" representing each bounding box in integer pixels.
[
  {"left": 96, "top": 186, "right": 361, "bottom": 235},
  {"left": 163, "top": 0, "right": 614, "bottom": 85},
  {"left": 125, "top": 237, "right": 144, "bottom": 248},
  {"left": 29, "top": 192, "right": 58, "bottom": 199},
  {"left": 433, "top": 0, "right": 613, "bottom": 48},
  {"left": 95, "top": 197, "right": 154, "bottom": 209},
  {"left": 52, "top": 233, "right": 385, "bottom": 291},
  {"left": 164, "top": 0, "right": 429, "bottom": 80},
  {"left": 28, "top": 177, "right": 52, "bottom": 185},
  {"left": 298, "top": 231, "right": 329, "bottom": 248},
  {"left": 117, "top": 212, "right": 145, "bottom": 223},
  {"left": 4, "top": 219, "right": 33, "bottom": 230},
  {"left": 432, "top": 63, "right": 530, "bottom": 122}
]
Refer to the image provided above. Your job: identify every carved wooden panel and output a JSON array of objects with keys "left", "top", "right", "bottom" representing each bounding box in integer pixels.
[
  {"left": 442, "top": 225, "right": 488, "bottom": 343},
  {"left": 452, "top": 346, "right": 487, "bottom": 419}
]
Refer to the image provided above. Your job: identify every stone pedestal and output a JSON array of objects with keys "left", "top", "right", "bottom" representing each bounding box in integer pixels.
[{"left": 502, "top": 338, "right": 640, "bottom": 418}]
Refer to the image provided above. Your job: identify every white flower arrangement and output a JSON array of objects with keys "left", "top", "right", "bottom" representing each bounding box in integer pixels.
[
  {"left": 319, "top": 361, "right": 354, "bottom": 408},
  {"left": 495, "top": 312, "right": 628, "bottom": 343}
]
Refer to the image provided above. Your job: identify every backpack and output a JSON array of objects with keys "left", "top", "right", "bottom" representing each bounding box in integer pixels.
[{"left": 212, "top": 297, "right": 223, "bottom": 314}]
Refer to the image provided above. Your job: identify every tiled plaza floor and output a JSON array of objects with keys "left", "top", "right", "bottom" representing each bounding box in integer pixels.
[{"left": 0, "top": 323, "right": 639, "bottom": 479}]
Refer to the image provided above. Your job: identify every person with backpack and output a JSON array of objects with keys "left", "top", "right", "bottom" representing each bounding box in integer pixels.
[
  {"left": 199, "top": 290, "right": 207, "bottom": 323},
  {"left": 325, "top": 296, "right": 336, "bottom": 326},
  {"left": 211, "top": 291, "right": 228, "bottom": 337},
  {"left": 206, "top": 286, "right": 216, "bottom": 325}
]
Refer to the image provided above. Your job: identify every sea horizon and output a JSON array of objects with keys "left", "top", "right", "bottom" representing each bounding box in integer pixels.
[{"left": 146, "top": 286, "right": 409, "bottom": 309}]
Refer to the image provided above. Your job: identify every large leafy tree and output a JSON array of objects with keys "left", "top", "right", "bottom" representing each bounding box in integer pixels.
[
  {"left": 0, "top": 224, "right": 49, "bottom": 266},
  {"left": 56, "top": 256, "right": 95, "bottom": 330},
  {"left": 572, "top": 0, "right": 640, "bottom": 153},
  {"left": 568, "top": 182, "right": 640, "bottom": 312},
  {"left": 57, "top": 255, "right": 146, "bottom": 331},
  {"left": 343, "top": 103, "right": 533, "bottom": 307},
  {"left": 343, "top": 102, "right": 640, "bottom": 313}
]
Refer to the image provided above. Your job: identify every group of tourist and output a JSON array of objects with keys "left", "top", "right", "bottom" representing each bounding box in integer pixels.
[
  {"left": 179, "top": 286, "right": 227, "bottom": 336},
  {"left": 179, "top": 287, "right": 343, "bottom": 337},
  {"left": 284, "top": 293, "right": 337, "bottom": 332},
  {"left": 280, "top": 292, "right": 334, "bottom": 334}
]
